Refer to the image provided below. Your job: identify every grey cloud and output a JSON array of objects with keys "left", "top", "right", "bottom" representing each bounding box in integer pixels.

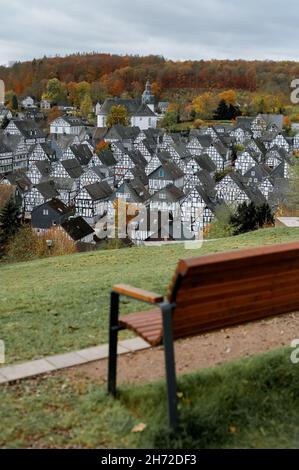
[{"left": 0, "top": 0, "right": 298, "bottom": 64}]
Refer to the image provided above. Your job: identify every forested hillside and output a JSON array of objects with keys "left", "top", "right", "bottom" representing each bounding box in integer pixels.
[{"left": 1, "top": 53, "right": 298, "bottom": 102}]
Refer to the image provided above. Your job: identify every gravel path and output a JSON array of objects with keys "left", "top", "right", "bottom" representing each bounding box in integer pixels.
[{"left": 65, "top": 311, "right": 299, "bottom": 385}]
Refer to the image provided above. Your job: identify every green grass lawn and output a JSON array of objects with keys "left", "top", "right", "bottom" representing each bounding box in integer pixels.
[
  {"left": 1, "top": 347, "right": 299, "bottom": 448},
  {"left": 1, "top": 227, "right": 299, "bottom": 365}
]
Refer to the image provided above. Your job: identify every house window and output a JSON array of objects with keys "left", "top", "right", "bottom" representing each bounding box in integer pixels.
[
  {"left": 159, "top": 169, "right": 165, "bottom": 178},
  {"left": 159, "top": 193, "right": 166, "bottom": 199},
  {"left": 43, "top": 209, "right": 49, "bottom": 215}
]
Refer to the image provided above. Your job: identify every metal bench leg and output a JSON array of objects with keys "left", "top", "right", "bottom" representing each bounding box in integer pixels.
[
  {"left": 108, "top": 291, "right": 119, "bottom": 396},
  {"left": 162, "top": 303, "right": 178, "bottom": 430}
]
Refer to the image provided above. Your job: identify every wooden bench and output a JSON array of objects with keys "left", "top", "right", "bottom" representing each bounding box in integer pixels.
[{"left": 108, "top": 241, "right": 299, "bottom": 429}]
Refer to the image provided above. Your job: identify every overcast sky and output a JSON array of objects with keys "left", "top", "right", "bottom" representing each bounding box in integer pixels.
[{"left": 0, "top": 0, "right": 298, "bottom": 65}]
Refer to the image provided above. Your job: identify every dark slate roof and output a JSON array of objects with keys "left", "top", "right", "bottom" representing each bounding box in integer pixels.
[
  {"left": 8, "top": 119, "right": 46, "bottom": 139},
  {"left": 140, "top": 138, "right": 156, "bottom": 155},
  {"left": 40, "top": 142, "right": 56, "bottom": 159},
  {"left": 195, "top": 185, "right": 227, "bottom": 214},
  {"left": 171, "top": 142, "right": 191, "bottom": 159},
  {"left": 157, "top": 150, "right": 172, "bottom": 163},
  {"left": 84, "top": 181, "right": 113, "bottom": 201},
  {"left": 212, "top": 141, "right": 228, "bottom": 159},
  {"left": 99, "top": 98, "right": 156, "bottom": 117},
  {"left": 194, "top": 154, "right": 216, "bottom": 173},
  {"left": 70, "top": 144, "right": 93, "bottom": 166},
  {"left": 51, "top": 134, "right": 78, "bottom": 151},
  {"left": 53, "top": 177, "right": 75, "bottom": 191},
  {"left": 35, "top": 160, "right": 52, "bottom": 177},
  {"left": 92, "top": 127, "right": 109, "bottom": 145},
  {"left": 0, "top": 133, "right": 23, "bottom": 152},
  {"left": 260, "top": 131, "right": 278, "bottom": 142},
  {"left": 152, "top": 184, "right": 185, "bottom": 202},
  {"left": 226, "top": 172, "right": 266, "bottom": 205},
  {"left": 61, "top": 216, "right": 94, "bottom": 241},
  {"left": 196, "top": 134, "right": 213, "bottom": 148},
  {"left": 105, "top": 124, "right": 141, "bottom": 141},
  {"left": 143, "top": 128, "right": 164, "bottom": 140},
  {"left": 250, "top": 139, "right": 267, "bottom": 155},
  {"left": 123, "top": 179, "right": 150, "bottom": 203},
  {"left": 259, "top": 114, "right": 284, "bottom": 131},
  {"left": 127, "top": 149, "right": 147, "bottom": 168},
  {"left": 0, "top": 140, "right": 12, "bottom": 154},
  {"left": 60, "top": 159, "right": 83, "bottom": 179},
  {"left": 45, "top": 198, "right": 75, "bottom": 215},
  {"left": 5, "top": 171, "right": 32, "bottom": 193},
  {"left": 35, "top": 181, "right": 60, "bottom": 199},
  {"left": 235, "top": 116, "right": 254, "bottom": 131},
  {"left": 196, "top": 169, "right": 216, "bottom": 193},
  {"left": 98, "top": 150, "right": 117, "bottom": 167},
  {"left": 244, "top": 164, "right": 272, "bottom": 182},
  {"left": 277, "top": 148, "right": 293, "bottom": 164},
  {"left": 270, "top": 162, "right": 285, "bottom": 179},
  {"left": 57, "top": 115, "right": 87, "bottom": 126},
  {"left": 149, "top": 161, "right": 184, "bottom": 180},
  {"left": 268, "top": 178, "right": 289, "bottom": 207},
  {"left": 131, "top": 166, "right": 149, "bottom": 186}
]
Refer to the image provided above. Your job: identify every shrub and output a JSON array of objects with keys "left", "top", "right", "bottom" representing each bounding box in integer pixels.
[
  {"left": 230, "top": 202, "right": 274, "bottom": 235},
  {"left": 205, "top": 207, "right": 234, "bottom": 239},
  {"left": 37, "top": 227, "right": 77, "bottom": 257},
  {"left": 5, "top": 225, "right": 40, "bottom": 262}
]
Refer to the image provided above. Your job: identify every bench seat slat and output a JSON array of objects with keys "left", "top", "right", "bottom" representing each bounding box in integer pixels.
[{"left": 119, "top": 309, "right": 163, "bottom": 346}]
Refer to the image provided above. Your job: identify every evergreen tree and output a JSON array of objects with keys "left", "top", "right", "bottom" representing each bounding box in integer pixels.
[
  {"left": 256, "top": 203, "right": 274, "bottom": 228},
  {"left": 12, "top": 94, "right": 18, "bottom": 110},
  {"left": 214, "top": 99, "right": 229, "bottom": 120},
  {"left": 227, "top": 103, "right": 241, "bottom": 120},
  {"left": 230, "top": 201, "right": 274, "bottom": 235},
  {"left": 0, "top": 196, "right": 21, "bottom": 256}
]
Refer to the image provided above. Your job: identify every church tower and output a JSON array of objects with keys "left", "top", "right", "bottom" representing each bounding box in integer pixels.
[{"left": 142, "top": 80, "right": 155, "bottom": 111}]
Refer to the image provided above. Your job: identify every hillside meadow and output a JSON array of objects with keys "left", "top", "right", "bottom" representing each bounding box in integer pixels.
[{"left": 1, "top": 227, "right": 299, "bottom": 365}]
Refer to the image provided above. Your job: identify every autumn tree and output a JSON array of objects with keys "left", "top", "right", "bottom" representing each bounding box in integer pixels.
[
  {"left": 80, "top": 93, "right": 93, "bottom": 117},
  {"left": 6, "top": 225, "right": 39, "bottom": 262},
  {"left": 73, "top": 81, "right": 92, "bottom": 107},
  {"left": 151, "top": 81, "right": 161, "bottom": 97},
  {"left": 109, "top": 79, "right": 125, "bottom": 97},
  {"left": 95, "top": 140, "right": 110, "bottom": 154},
  {"left": 218, "top": 89, "right": 237, "bottom": 105},
  {"left": 44, "top": 78, "right": 67, "bottom": 104},
  {"left": 159, "top": 109, "right": 179, "bottom": 131},
  {"left": 106, "top": 105, "right": 129, "bottom": 127},
  {"left": 47, "top": 106, "right": 62, "bottom": 125},
  {"left": 190, "top": 92, "right": 218, "bottom": 120}
]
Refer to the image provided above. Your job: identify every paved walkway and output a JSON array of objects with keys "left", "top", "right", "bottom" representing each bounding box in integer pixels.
[{"left": 0, "top": 337, "right": 150, "bottom": 384}]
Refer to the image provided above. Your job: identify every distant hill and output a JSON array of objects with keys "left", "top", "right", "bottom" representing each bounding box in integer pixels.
[{"left": 1, "top": 52, "right": 299, "bottom": 102}]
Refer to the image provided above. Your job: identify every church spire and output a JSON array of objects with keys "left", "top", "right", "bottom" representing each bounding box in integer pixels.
[{"left": 142, "top": 80, "right": 154, "bottom": 105}]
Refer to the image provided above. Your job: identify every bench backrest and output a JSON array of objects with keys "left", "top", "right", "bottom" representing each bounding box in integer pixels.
[{"left": 168, "top": 242, "right": 299, "bottom": 340}]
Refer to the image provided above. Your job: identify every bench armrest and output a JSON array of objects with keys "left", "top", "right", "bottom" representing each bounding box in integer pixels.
[{"left": 112, "top": 284, "right": 164, "bottom": 304}]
